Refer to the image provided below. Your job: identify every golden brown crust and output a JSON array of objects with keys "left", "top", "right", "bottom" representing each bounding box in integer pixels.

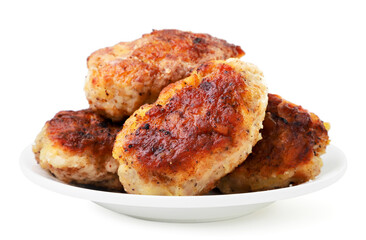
[
  {"left": 113, "top": 59, "right": 268, "bottom": 195},
  {"left": 85, "top": 29, "right": 245, "bottom": 121},
  {"left": 123, "top": 62, "right": 247, "bottom": 180},
  {"left": 46, "top": 109, "right": 122, "bottom": 158},
  {"left": 248, "top": 94, "right": 329, "bottom": 174},
  {"left": 33, "top": 109, "right": 124, "bottom": 191},
  {"left": 132, "top": 29, "right": 244, "bottom": 63},
  {"left": 217, "top": 94, "right": 330, "bottom": 193}
]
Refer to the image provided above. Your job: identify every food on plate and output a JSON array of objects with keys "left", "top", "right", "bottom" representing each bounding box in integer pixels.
[
  {"left": 85, "top": 29, "right": 244, "bottom": 121},
  {"left": 113, "top": 58, "right": 268, "bottom": 195},
  {"left": 32, "top": 29, "right": 331, "bottom": 197},
  {"left": 33, "top": 109, "right": 124, "bottom": 191},
  {"left": 217, "top": 94, "right": 330, "bottom": 193}
]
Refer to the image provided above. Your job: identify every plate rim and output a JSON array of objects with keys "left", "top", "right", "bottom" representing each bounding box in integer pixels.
[{"left": 20, "top": 144, "right": 347, "bottom": 209}]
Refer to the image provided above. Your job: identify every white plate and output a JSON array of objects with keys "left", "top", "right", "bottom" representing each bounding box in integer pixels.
[{"left": 20, "top": 144, "right": 346, "bottom": 222}]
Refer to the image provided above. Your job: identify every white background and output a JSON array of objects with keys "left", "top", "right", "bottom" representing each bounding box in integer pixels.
[{"left": 1, "top": 0, "right": 365, "bottom": 239}]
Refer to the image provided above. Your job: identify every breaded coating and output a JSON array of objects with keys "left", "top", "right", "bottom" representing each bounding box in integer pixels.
[
  {"left": 33, "top": 109, "right": 124, "bottom": 191},
  {"left": 113, "top": 59, "right": 268, "bottom": 195},
  {"left": 217, "top": 94, "right": 330, "bottom": 193},
  {"left": 85, "top": 29, "right": 244, "bottom": 121}
]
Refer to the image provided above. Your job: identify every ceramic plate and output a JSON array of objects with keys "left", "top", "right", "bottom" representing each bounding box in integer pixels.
[{"left": 20, "top": 144, "right": 346, "bottom": 222}]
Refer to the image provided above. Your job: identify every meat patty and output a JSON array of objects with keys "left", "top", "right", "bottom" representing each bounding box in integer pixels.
[
  {"left": 217, "top": 94, "right": 330, "bottom": 193},
  {"left": 113, "top": 59, "right": 268, "bottom": 195},
  {"left": 33, "top": 109, "right": 124, "bottom": 191},
  {"left": 85, "top": 29, "right": 244, "bottom": 121}
]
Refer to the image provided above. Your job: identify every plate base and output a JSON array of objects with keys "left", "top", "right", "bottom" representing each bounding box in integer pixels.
[{"left": 93, "top": 201, "right": 274, "bottom": 223}]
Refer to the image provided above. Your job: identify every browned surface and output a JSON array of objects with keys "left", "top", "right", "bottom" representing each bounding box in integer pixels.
[
  {"left": 46, "top": 109, "right": 122, "bottom": 157},
  {"left": 131, "top": 30, "right": 244, "bottom": 63},
  {"left": 246, "top": 94, "right": 328, "bottom": 174},
  {"left": 88, "top": 29, "right": 244, "bottom": 71},
  {"left": 86, "top": 29, "right": 245, "bottom": 120},
  {"left": 123, "top": 63, "right": 246, "bottom": 177},
  {"left": 218, "top": 94, "right": 329, "bottom": 192},
  {"left": 114, "top": 57, "right": 268, "bottom": 196}
]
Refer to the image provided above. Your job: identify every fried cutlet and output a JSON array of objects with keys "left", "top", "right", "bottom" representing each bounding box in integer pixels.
[
  {"left": 217, "top": 94, "right": 330, "bottom": 193},
  {"left": 85, "top": 29, "right": 244, "bottom": 121},
  {"left": 113, "top": 59, "right": 268, "bottom": 195},
  {"left": 33, "top": 109, "right": 124, "bottom": 191}
]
